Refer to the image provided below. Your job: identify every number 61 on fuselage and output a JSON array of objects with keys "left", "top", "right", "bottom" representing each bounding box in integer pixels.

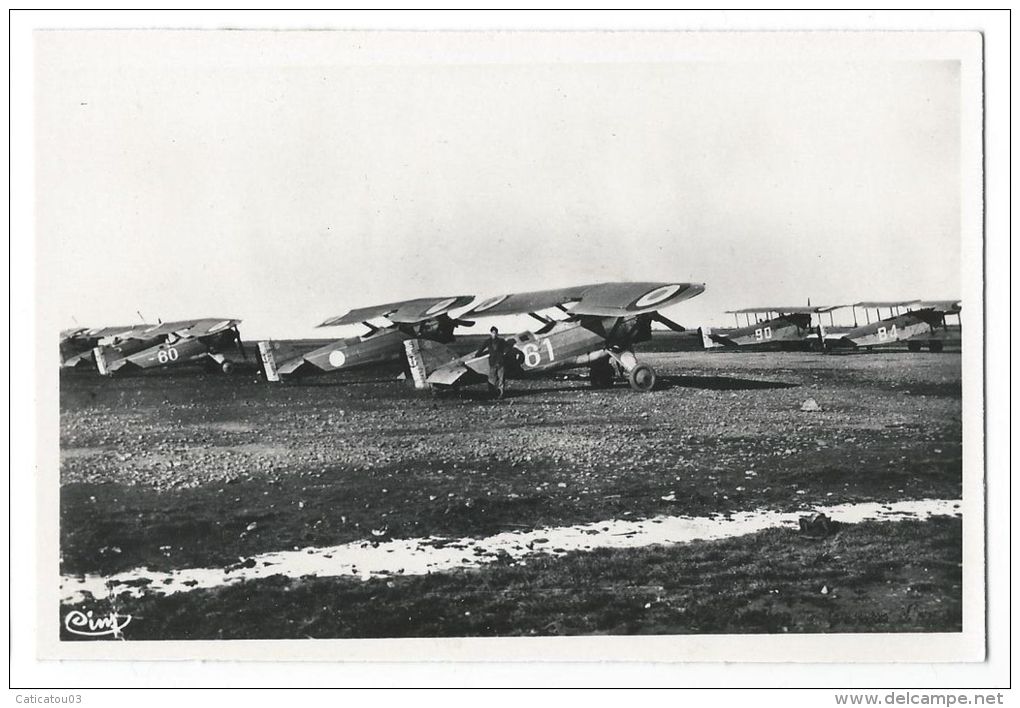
[{"left": 405, "top": 281, "right": 705, "bottom": 393}]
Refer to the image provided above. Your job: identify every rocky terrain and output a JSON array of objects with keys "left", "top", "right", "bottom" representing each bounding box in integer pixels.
[{"left": 57, "top": 341, "right": 964, "bottom": 637}]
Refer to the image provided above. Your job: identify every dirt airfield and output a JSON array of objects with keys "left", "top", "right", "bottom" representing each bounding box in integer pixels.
[{"left": 58, "top": 337, "right": 963, "bottom": 639}]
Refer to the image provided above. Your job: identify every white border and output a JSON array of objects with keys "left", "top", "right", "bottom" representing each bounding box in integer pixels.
[{"left": 10, "top": 9, "right": 1010, "bottom": 690}]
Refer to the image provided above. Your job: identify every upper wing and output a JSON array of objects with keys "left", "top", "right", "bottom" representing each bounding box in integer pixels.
[
  {"left": 726, "top": 306, "right": 841, "bottom": 314},
  {"left": 852, "top": 300, "right": 921, "bottom": 309},
  {"left": 570, "top": 282, "right": 706, "bottom": 317},
  {"left": 914, "top": 299, "right": 961, "bottom": 313},
  {"left": 64, "top": 324, "right": 151, "bottom": 340},
  {"left": 319, "top": 296, "right": 473, "bottom": 327},
  {"left": 459, "top": 284, "right": 602, "bottom": 318},
  {"left": 130, "top": 318, "right": 240, "bottom": 339}
]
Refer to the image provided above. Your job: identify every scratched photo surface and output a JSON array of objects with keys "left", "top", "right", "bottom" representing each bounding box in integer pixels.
[{"left": 40, "top": 31, "right": 978, "bottom": 651}]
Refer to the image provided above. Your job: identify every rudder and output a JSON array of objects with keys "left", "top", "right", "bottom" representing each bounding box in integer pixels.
[
  {"left": 258, "top": 341, "right": 281, "bottom": 382},
  {"left": 403, "top": 338, "right": 460, "bottom": 389}
]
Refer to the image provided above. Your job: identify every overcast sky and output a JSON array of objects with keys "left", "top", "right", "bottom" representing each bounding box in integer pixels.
[{"left": 37, "top": 32, "right": 963, "bottom": 338}]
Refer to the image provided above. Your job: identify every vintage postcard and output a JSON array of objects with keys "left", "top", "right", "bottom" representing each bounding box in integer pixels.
[{"left": 30, "top": 27, "right": 985, "bottom": 664}]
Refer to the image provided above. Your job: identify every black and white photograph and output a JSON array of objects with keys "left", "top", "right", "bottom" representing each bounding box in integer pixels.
[{"left": 11, "top": 9, "right": 1009, "bottom": 694}]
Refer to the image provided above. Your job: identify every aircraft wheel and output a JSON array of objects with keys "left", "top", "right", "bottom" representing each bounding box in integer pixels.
[
  {"left": 907, "top": 342, "right": 923, "bottom": 352},
  {"left": 928, "top": 340, "right": 944, "bottom": 353},
  {"left": 221, "top": 361, "right": 235, "bottom": 374},
  {"left": 589, "top": 358, "right": 615, "bottom": 388},
  {"left": 628, "top": 363, "right": 657, "bottom": 392}
]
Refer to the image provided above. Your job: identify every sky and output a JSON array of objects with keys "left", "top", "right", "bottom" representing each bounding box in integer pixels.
[{"left": 36, "top": 32, "right": 964, "bottom": 339}]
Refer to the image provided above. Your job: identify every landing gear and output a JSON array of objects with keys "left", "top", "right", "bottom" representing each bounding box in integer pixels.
[
  {"left": 928, "top": 340, "right": 944, "bottom": 353},
  {"left": 589, "top": 358, "right": 615, "bottom": 389},
  {"left": 627, "top": 363, "right": 657, "bottom": 392},
  {"left": 221, "top": 361, "right": 235, "bottom": 374}
]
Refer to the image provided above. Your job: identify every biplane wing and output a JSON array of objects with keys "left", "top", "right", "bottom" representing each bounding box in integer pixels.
[
  {"left": 570, "top": 282, "right": 706, "bottom": 317},
  {"left": 725, "top": 306, "right": 841, "bottom": 315},
  {"left": 460, "top": 282, "right": 704, "bottom": 319},
  {"left": 130, "top": 318, "right": 241, "bottom": 340},
  {"left": 851, "top": 300, "right": 921, "bottom": 309},
  {"left": 914, "top": 300, "right": 962, "bottom": 313},
  {"left": 459, "top": 284, "right": 599, "bottom": 318},
  {"left": 318, "top": 296, "right": 474, "bottom": 327}
]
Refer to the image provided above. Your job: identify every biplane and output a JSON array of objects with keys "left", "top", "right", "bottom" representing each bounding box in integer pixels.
[
  {"left": 828, "top": 300, "right": 962, "bottom": 352},
  {"left": 60, "top": 324, "right": 153, "bottom": 369},
  {"left": 403, "top": 282, "right": 705, "bottom": 393},
  {"left": 92, "top": 318, "right": 246, "bottom": 375},
  {"left": 257, "top": 296, "right": 474, "bottom": 382},
  {"left": 700, "top": 305, "right": 842, "bottom": 350}
]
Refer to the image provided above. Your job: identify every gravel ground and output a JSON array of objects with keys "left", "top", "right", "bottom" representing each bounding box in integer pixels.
[{"left": 59, "top": 343, "right": 962, "bottom": 578}]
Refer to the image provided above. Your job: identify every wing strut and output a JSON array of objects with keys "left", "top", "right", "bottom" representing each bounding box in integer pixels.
[{"left": 651, "top": 312, "right": 687, "bottom": 332}]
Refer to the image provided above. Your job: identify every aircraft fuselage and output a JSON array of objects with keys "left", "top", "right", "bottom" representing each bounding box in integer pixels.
[{"left": 834, "top": 308, "right": 946, "bottom": 349}]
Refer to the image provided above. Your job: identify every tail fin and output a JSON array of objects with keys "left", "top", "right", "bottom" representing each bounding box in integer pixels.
[
  {"left": 403, "top": 338, "right": 460, "bottom": 389},
  {"left": 257, "top": 341, "right": 281, "bottom": 382},
  {"left": 699, "top": 326, "right": 723, "bottom": 350},
  {"left": 93, "top": 346, "right": 112, "bottom": 375}
]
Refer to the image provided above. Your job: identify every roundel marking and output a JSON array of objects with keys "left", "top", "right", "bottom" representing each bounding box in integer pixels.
[
  {"left": 207, "top": 319, "right": 233, "bottom": 334},
  {"left": 424, "top": 297, "right": 458, "bottom": 316},
  {"left": 634, "top": 284, "right": 683, "bottom": 309},
  {"left": 328, "top": 350, "right": 347, "bottom": 368},
  {"left": 471, "top": 294, "right": 509, "bottom": 313}
]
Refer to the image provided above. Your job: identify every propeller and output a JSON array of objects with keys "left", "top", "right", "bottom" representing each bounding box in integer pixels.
[
  {"left": 651, "top": 312, "right": 687, "bottom": 333},
  {"left": 452, "top": 319, "right": 475, "bottom": 328}
]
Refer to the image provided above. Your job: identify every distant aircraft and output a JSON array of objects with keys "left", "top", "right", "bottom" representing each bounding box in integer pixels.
[
  {"left": 828, "top": 300, "right": 962, "bottom": 352},
  {"left": 404, "top": 282, "right": 704, "bottom": 393},
  {"left": 701, "top": 306, "right": 842, "bottom": 350},
  {"left": 60, "top": 325, "right": 153, "bottom": 369},
  {"left": 257, "top": 296, "right": 474, "bottom": 382},
  {"left": 92, "top": 318, "right": 246, "bottom": 375}
]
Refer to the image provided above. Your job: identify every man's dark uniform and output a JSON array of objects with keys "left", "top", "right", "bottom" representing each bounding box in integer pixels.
[{"left": 475, "top": 334, "right": 511, "bottom": 399}]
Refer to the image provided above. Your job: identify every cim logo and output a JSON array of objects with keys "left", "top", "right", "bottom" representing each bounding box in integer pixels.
[{"left": 64, "top": 609, "right": 131, "bottom": 638}]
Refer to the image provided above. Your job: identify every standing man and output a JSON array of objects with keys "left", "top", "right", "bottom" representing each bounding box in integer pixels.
[{"left": 475, "top": 326, "right": 510, "bottom": 399}]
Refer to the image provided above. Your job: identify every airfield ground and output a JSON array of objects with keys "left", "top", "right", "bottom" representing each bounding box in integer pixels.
[{"left": 58, "top": 341, "right": 963, "bottom": 639}]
